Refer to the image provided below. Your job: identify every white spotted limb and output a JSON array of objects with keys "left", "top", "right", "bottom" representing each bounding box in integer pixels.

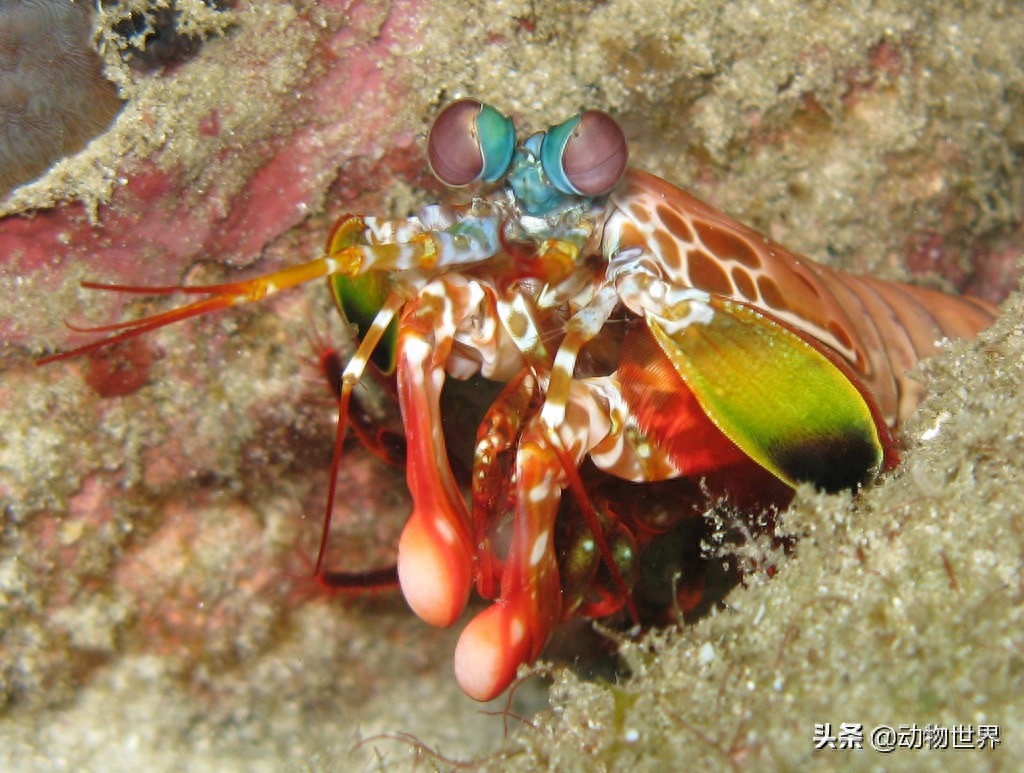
[{"left": 453, "top": 431, "right": 565, "bottom": 701}]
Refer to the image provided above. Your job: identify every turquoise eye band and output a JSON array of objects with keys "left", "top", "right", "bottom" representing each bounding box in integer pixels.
[
  {"left": 540, "top": 110, "right": 628, "bottom": 197},
  {"left": 427, "top": 99, "right": 514, "bottom": 186},
  {"left": 427, "top": 101, "right": 627, "bottom": 199}
]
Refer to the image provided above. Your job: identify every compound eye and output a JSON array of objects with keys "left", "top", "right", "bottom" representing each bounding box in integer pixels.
[
  {"left": 540, "top": 110, "right": 628, "bottom": 197},
  {"left": 427, "top": 99, "right": 515, "bottom": 186}
]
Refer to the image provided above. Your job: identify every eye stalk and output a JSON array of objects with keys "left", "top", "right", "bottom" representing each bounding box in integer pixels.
[
  {"left": 427, "top": 99, "right": 515, "bottom": 187},
  {"left": 540, "top": 110, "right": 628, "bottom": 197}
]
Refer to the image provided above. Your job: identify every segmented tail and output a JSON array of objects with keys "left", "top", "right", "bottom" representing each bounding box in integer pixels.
[{"left": 610, "top": 170, "right": 998, "bottom": 426}]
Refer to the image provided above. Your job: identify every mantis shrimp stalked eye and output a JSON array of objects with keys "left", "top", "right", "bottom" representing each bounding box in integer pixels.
[
  {"left": 539, "top": 109, "right": 628, "bottom": 196},
  {"left": 40, "top": 100, "right": 998, "bottom": 702},
  {"left": 427, "top": 98, "right": 515, "bottom": 186}
]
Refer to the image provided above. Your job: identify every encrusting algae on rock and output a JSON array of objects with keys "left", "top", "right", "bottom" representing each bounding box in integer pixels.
[{"left": 1, "top": 1, "right": 1022, "bottom": 769}]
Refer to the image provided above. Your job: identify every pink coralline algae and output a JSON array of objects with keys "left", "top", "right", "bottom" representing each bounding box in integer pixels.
[
  {"left": 0, "top": 0, "right": 437, "bottom": 711},
  {"left": 3, "top": 0, "right": 432, "bottom": 352},
  {"left": 0, "top": 0, "right": 1021, "bottom": 764}
]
